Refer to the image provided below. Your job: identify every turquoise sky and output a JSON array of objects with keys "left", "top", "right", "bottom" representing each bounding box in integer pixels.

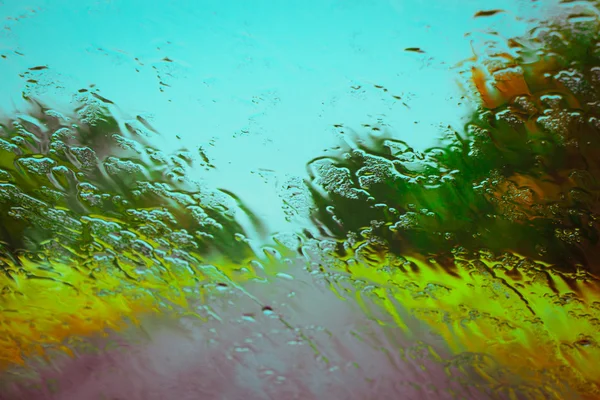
[{"left": 0, "top": 0, "right": 549, "bottom": 235}]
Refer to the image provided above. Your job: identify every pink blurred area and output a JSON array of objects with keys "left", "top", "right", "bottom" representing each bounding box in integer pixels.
[{"left": 1, "top": 264, "right": 490, "bottom": 400}]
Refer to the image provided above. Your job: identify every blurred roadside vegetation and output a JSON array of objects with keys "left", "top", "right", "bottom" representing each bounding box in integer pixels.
[
  {"left": 0, "top": 93, "right": 265, "bottom": 367},
  {"left": 304, "top": 2, "right": 600, "bottom": 398}
]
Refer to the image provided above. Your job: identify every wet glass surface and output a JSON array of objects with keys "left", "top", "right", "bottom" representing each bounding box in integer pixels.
[{"left": 1, "top": 0, "right": 600, "bottom": 399}]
